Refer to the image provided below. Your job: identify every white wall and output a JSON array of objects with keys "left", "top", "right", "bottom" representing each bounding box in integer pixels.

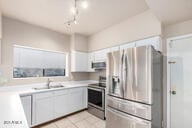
[
  {"left": 88, "top": 10, "right": 162, "bottom": 51},
  {"left": 0, "top": 17, "right": 88, "bottom": 86},
  {"left": 70, "top": 33, "right": 88, "bottom": 52}
]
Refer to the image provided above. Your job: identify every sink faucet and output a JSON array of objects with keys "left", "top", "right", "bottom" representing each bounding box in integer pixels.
[{"left": 46, "top": 78, "right": 53, "bottom": 88}]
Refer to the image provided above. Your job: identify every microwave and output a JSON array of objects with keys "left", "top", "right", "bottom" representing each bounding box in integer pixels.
[{"left": 92, "top": 62, "right": 106, "bottom": 69}]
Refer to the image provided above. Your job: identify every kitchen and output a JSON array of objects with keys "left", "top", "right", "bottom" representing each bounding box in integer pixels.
[{"left": 0, "top": 0, "right": 192, "bottom": 128}]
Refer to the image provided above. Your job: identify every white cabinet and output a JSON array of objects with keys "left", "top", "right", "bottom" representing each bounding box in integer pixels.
[
  {"left": 94, "top": 48, "right": 110, "bottom": 62},
  {"left": 110, "top": 46, "right": 120, "bottom": 52},
  {"left": 32, "top": 87, "right": 87, "bottom": 126},
  {"left": 120, "top": 42, "right": 135, "bottom": 50},
  {"left": 68, "top": 87, "right": 86, "bottom": 112},
  {"left": 20, "top": 95, "right": 32, "bottom": 126},
  {"left": 53, "top": 89, "right": 71, "bottom": 118},
  {"left": 88, "top": 52, "right": 95, "bottom": 72},
  {"left": 119, "top": 36, "right": 162, "bottom": 52},
  {"left": 135, "top": 36, "right": 162, "bottom": 51},
  {"left": 71, "top": 51, "right": 88, "bottom": 72},
  {"left": 32, "top": 92, "right": 54, "bottom": 125}
]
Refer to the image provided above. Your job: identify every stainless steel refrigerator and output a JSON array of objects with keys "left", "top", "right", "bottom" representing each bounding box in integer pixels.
[{"left": 106, "top": 45, "right": 163, "bottom": 128}]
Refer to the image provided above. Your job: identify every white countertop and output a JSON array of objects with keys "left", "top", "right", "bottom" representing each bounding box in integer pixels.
[{"left": 0, "top": 80, "right": 97, "bottom": 128}]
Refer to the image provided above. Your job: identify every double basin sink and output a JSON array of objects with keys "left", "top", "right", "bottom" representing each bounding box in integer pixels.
[{"left": 33, "top": 84, "right": 65, "bottom": 90}]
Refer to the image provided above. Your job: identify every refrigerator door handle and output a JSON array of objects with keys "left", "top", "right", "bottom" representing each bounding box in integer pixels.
[
  {"left": 120, "top": 50, "right": 125, "bottom": 97},
  {"left": 123, "top": 53, "right": 128, "bottom": 97}
]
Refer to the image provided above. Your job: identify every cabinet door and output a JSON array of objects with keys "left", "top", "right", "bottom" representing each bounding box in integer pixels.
[
  {"left": 135, "top": 36, "right": 161, "bottom": 51},
  {"left": 21, "top": 96, "right": 32, "bottom": 126},
  {"left": 120, "top": 42, "right": 135, "bottom": 50},
  {"left": 71, "top": 51, "right": 88, "bottom": 72},
  {"left": 94, "top": 48, "right": 110, "bottom": 62},
  {"left": 88, "top": 52, "right": 95, "bottom": 72},
  {"left": 53, "top": 90, "right": 71, "bottom": 118},
  {"left": 68, "top": 88, "right": 85, "bottom": 112},
  {"left": 33, "top": 92, "right": 54, "bottom": 125},
  {"left": 110, "top": 46, "right": 120, "bottom": 52}
]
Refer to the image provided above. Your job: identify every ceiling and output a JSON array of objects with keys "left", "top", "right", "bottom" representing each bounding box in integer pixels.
[
  {"left": 145, "top": 0, "right": 192, "bottom": 25},
  {"left": 0, "top": 0, "right": 149, "bottom": 35},
  {"left": 0, "top": 0, "right": 192, "bottom": 35}
]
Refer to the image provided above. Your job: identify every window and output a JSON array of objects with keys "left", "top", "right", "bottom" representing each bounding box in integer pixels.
[{"left": 13, "top": 46, "right": 68, "bottom": 78}]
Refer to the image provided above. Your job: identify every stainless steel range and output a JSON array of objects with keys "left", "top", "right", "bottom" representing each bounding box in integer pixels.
[{"left": 88, "top": 76, "right": 106, "bottom": 120}]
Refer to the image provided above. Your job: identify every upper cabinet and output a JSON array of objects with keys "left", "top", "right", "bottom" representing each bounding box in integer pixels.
[
  {"left": 70, "top": 36, "right": 161, "bottom": 72},
  {"left": 135, "top": 36, "right": 162, "bottom": 51},
  {"left": 120, "top": 42, "right": 135, "bottom": 50},
  {"left": 93, "top": 48, "right": 110, "bottom": 62},
  {"left": 120, "top": 36, "right": 161, "bottom": 52},
  {"left": 88, "top": 52, "right": 95, "bottom": 72},
  {"left": 110, "top": 46, "right": 120, "bottom": 52},
  {"left": 71, "top": 51, "right": 88, "bottom": 72}
]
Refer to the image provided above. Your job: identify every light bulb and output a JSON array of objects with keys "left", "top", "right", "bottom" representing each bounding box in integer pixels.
[{"left": 81, "top": 0, "right": 88, "bottom": 9}]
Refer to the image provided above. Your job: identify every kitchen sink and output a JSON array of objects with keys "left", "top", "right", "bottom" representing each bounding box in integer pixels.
[{"left": 33, "top": 85, "right": 65, "bottom": 90}]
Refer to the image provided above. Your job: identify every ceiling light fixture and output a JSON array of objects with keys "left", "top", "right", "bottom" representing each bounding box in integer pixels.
[{"left": 65, "top": 0, "right": 88, "bottom": 26}]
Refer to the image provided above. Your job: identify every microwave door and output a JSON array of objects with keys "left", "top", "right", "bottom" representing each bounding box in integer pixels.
[
  {"left": 107, "top": 51, "right": 123, "bottom": 98},
  {"left": 132, "top": 46, "right": 152, "bottom": 104}
]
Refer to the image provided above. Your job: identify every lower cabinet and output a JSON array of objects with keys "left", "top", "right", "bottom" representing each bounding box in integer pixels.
[
  {"left": 20, "top": 95, "right": 32, "bottom": 126},
  {"left": 32, "top": 87, "right": 87, "bottom": 126},
  {"left": 53, "top": 89, "right": 71, "bottom": 118},
  {"left": 33, "top": 91, "right": 54, "bottom": 125}
]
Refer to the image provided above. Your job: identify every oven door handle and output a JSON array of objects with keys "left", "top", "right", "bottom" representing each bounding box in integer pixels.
[{"left": 88, "top": 87, "right": 104, "bottom": 92}]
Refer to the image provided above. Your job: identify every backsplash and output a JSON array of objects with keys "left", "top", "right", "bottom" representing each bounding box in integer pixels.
[{"left": 88, "top": 70, "right": 106, "bottom": 80}]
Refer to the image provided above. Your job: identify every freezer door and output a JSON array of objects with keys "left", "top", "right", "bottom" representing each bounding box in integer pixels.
[
  {"left": 106, "top": 107, "right": 151, "bottom": 128},
  {"left": 107, "top": 96, "right": 152, "bottom": 120},
  {"left": 127, "top": 46, "right": 152, "bottom": 104},
  {"left": 107, "top": 51, "right": 124, "bottom": 98}
]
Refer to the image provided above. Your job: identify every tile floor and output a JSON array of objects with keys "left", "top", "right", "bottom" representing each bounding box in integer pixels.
[{"left": 35, "top": 111, "right": 106, "bottom": 128}]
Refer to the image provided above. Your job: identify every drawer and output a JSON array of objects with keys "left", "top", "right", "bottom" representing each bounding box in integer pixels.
[
  {"left": 34, "top": 91, "right": 53, "bottom": 99},
  {"left": 107, "top": 96, "right": 120, "bottom": 109},
  {"left": 119, "top": 99, "right": 151, "bottom": 120},
  {"left": 107, "top": 96, "right": 151, "bottom": 120},
  {"left": 106, "top": 107, "right": 151, "bottom": 128}
]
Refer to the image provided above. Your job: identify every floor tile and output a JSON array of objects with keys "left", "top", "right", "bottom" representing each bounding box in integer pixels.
[
  {"left": 85, "top": 115, "right": 100, "bottom": 124},
  {"left": 94, "top": 120, "right": 106, "bottom": 128},
  {"left": 76, "top": 111, "right": 92, "bottom": 119},
  {"left": 74, "top": 119, "right": 94, "bottom": 128},
  {"left": 55, "top": 118, "right": 76, "bottom": 128},
  {"left": 67, "top": 114, "right": 83, "bottom": 123},
  {"left": 39, "top": 123, "right": 57, "bottom": 128},
  {"left": 36, "top": 111, "right": 106, "bottom": 128}
]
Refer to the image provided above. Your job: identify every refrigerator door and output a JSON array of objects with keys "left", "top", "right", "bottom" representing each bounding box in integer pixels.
[
  {"left": 107, "top": 51, "right": 124, "bottom": 98},
  {"left": 123, "top": 48, "right": 134, "bottom": 101},
  {"left": 107, "top": 96, "right": 152, "bottom": 120},
  {"left": 106, "top": 107, "right": 151, "bottom": 128},
  {"left": 126, "top": 45, "right": 152, "bottom": 104}
]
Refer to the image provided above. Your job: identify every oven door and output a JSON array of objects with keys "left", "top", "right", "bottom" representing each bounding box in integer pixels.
[{"left": 88, "top": 87, "right": 105, "bottom": 110}]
